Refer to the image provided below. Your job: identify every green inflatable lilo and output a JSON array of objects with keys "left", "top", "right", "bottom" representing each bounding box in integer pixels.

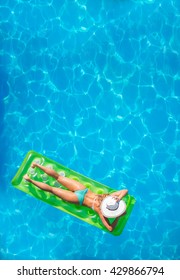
[{"left": 11, "top": 151, "right": 135, "bottom": 235}]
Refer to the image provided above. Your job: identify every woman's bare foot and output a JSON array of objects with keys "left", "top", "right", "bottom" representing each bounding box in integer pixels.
[
  {"left": 31, "top": 162, "right": 38, "bottom": 168},
  {"left": 23, "top": 174, "right": 31, "bottom": 181}
]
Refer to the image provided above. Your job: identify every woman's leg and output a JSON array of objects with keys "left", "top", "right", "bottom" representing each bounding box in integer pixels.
[
  {"left": 24, "top": 175, "right": 79, "bottom": 203},
  {"left": 32, "top": 163, "right": 86, "bottom": 192},
  {"left": 32, "top": 163, "right": 59, "bottom": 180},
  {"left": 56, "top": 176, "right": 86, "bottom": 191}
]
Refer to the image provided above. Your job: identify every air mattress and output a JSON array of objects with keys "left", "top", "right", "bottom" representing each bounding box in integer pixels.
[{"left": 11, "top": 151, "right": 136, "bottom": 235}]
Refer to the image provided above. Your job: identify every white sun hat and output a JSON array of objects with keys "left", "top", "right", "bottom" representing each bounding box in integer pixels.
[{"left": 100, "top": 196, "right": 126, "bottom": 218}]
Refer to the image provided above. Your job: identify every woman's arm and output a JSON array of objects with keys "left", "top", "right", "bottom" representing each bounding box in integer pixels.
[
  {"left": 111, "top": 189, "right": 128, "bottom": 201},
  {"left": 98, "top": 210, "right": 113, "bottom": 231},
  {"left": 111, "top": 216, "right": 121, "bottom": 231},
  {"left": 111, "top": 210, "right": 127, "bottom": 230},
  {"left": 98, "top": 210, "right": 127, "bottom": 232}
]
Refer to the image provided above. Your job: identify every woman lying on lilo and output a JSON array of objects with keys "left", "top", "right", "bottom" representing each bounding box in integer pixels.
[{"left": 24, "top": 163, "right": 128, "bottom": 232}]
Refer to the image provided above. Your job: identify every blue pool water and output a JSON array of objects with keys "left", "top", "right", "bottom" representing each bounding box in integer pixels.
[{"left": 0, "top": 0, "right": 180, "bottom": 260}]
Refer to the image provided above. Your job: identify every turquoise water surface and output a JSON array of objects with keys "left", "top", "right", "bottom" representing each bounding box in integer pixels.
[{"left": 0, "top": 0, "right": 180, "bottom": 260}]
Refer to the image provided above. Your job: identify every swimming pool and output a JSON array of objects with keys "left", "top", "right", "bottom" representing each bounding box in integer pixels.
[{"left": 0, "top": 0, "right": 180, "bottom": 260}]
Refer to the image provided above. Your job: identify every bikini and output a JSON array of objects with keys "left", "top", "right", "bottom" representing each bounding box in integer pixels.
[
  {"left": 74, "top": 189, "right": 109, "bottom": 209},
  {"left": 74, "top": 188, "right": 89, "bottom": 205},
  {"left": 91, "top": 194, "right": 107, "bottom": 210}
]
